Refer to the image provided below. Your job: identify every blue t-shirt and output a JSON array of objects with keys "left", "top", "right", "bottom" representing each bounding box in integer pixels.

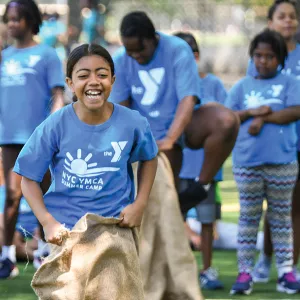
[
  {"left": 247, "top": 44, "right": 300, "bottom": 150},
  {"left": 39, "top": 19, "right": 66, "bottom": 48},
  {"left": 110, "top": 32, "right": 201, "bottom": 141},
  {"left": 180, "top": 74, "right": 227, "bottom": 180},
  {"left": 225, "top": 73, "right": 300, "bottom": 167},
  {"left": 0, "top": 44, "right": 64, "bottom": 145},
  {"left": 14, "top": 104, "right": 158, "bottom": 229}
]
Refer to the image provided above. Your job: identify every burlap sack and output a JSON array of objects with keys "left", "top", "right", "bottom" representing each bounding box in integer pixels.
[
  {"left": 31, "top": 213, "right": 144, "bottom": 300},
  {"left": 137, "top": 153, "right": 203, "bottom": 300}
]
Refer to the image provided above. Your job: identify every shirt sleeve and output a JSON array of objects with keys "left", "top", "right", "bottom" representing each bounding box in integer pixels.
[
  {"left": 129, "top": 116, "right": 158, "bottom": 163},
  {"left": 13, "top": 119, "right": 58, "bottom": 182},
  {"left": 225, "top": 81, "right": 243, "bottom": 111},
  {"left": 45, "top": 48, "right": 65, "bottom": 89},
  {"left": 109, "top": 49, "right": 131, "bottom": 103},
  {"left": 246, "top": 59, "right": 257, "bottom": 77},
  {"left": 174, "top": 44, "right": 201, "bottom": 102},
  {"left": 286, "top": 76, "right": 300, "bottom": 107},
  {"left": 214, "top": 78, "right": 228, "bottom": 105}
]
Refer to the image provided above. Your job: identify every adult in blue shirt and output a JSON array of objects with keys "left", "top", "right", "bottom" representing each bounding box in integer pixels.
[
  {"left": 0, "top": 0, "right": 65, "bottom": 279},
  {"left": 110, "top": 11, "right": 239, "bottom": 211}
]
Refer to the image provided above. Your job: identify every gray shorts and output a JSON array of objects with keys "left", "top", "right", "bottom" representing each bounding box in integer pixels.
[{"left": 180, "top": 180, "right": 220, "bottom": 224}]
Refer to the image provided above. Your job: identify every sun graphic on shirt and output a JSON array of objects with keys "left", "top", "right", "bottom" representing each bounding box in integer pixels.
[
  {"left": 3, "top": 59, "right": 22, "bottom": 75},
  {"left": 64, "top": 149, "right": 120, "bottom": 177},
  {"left": 64, "top": 149, "right": 98, "bottom": 176},
  {"left": 244, "top": 91, "right": 265, "bottom": 108}
]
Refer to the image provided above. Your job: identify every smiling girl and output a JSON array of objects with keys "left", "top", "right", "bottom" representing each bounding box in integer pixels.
[
  {"left": 13, "top": 43, "right": 158, "bottom": 298},
  {"left": 227, "top": 29, "right": 300, "bottom": 295},
  {"left": 0, "top": 0, "right": 65, "bottom": 279}
]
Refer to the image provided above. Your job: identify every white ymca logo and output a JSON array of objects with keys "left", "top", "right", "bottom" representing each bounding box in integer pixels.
[
  {"left": 111, "top": 141, "right": 128, "bottom": 162},
  {"left": 270, "top": 85, "right": 283, "bottom": 97},
  {"left": 138, "top": 68, "right": 165, "bottom": 106},
  {"left": 28, "top": 55, "right": 41, "bottom": 67}
]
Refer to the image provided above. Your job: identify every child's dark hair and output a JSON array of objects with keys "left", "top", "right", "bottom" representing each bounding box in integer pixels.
[
  {"left": 249, "top": 29, "right": 288, "bottom": 70},
  {"left": 3, "top": 0, "right": 42, "bottom": 35},
  {"left": 173, "top": 32, "right": 199, "bottom": 53},
  {"left": 67, "top": 44, "right": 115, "bottom": 78},
  {"left": 120, "top": 11, "right": 156, "bottom": 40},
  {"left": 268, "top": 0, "right": 298, "bottom": 20},
  {"left": 67, "top": 44, "right": 115, "bottom": 102}
]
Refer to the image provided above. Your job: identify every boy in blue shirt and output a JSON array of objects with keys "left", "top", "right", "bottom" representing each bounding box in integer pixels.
[
  {"left": 176, "top": 32, "right": 226, "bottom": 291},
  {"left": 0, "top": 0, "right": 65, "bottom": 279}
]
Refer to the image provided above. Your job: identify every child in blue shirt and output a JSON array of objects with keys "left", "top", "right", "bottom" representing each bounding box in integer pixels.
[
  {"left": 175, "top": 32, "right": 226, "bottom": 291},
  {"left": 0, "top": 0, "right": 65, "bottom": 279},
  {"left": 227, "top": 29, "right": 300, "bottom": 295},
  {"left": 14, "top": 43, "right": 158, "bottom": 297},
  {"left": 110, "top": 11, "right": 239, "bottom": 212},
  {"left": 247, "top": 0, "right": 300, "bottom": 283}
]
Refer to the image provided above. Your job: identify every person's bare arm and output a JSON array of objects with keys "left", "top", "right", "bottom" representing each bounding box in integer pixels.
[
  {"left": 236, "top": 105, "right": 272, "bottom": 123},
  {"left": 119, "top": 157, "right": 157, "bottom": 227},
  {"left": 21, "top": 177, "right": 68, "bottom": 245},
  {"left": 51, "top": 87, "right": 65, "bottom": 113},
  {"left": 157, "top": 95, "right": 196, "bottom": 151},
  {"left": 262, "top": 106, "right": 300, "bottom": 124}
]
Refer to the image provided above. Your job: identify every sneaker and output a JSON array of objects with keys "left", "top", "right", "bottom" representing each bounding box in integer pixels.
[
  {"left": 252, "top": 253, "right": 271, "bottom": 283},
  {"left": 277, "top": 272, "right": 300, "bottom": 294},
  {"left": 33, "top": 249, "right": 49, "bottom": 270},
  {"left": 293, "top": 266, "right": 300, "bottom": 282},
  {"left": 200, "top": 267, "right": 224, "bottom": 290},
  {"left": 179, "top": 180, "right": 209, "bottom": 215},
  {"left": 230, "top": 273, "right": 253, "bottom": 295},
  {"left": 0, "top": 258, "right": 19, "bottom": 279}
]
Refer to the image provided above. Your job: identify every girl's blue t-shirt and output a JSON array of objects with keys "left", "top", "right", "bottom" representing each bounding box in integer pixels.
[
  {"left": 225, "top": 73, "right": 300, "bottom": 167},
  {"left": 110, "top": 32, "right": 201, "bottom": 141},
  {"left": 0, "top": 44, "right": 64, "bottom": 145},
  {"left": 180, "top": 74, "right": 227, "bottom": 181},
  {"left": 14, "top": 104, "right": 158, "bottom": 229},
  {"left": 247, "top": 43, "right": 300, "bottom": 150}
]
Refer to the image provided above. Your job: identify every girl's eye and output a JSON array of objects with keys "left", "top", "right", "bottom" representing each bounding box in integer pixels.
[
  {"left": 98, "top": 74, "right": 108, "bottom": 78},
  {"left": 78, "top": 75, "right": 88, "bottom": 79}
]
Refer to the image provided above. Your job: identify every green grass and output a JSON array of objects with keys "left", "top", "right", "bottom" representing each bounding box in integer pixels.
[
  {"left": 0, "top": 263, "right": 35, "bottom": 299},
  {"left": 196, "top": 251, "right": 300, "bottom": 300},
  {"left": 0, "top": 157, "right": 297, "bottom": 299}
]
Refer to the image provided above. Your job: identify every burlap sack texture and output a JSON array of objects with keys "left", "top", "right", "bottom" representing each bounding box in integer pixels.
[
  {"left": 31, "top": 213, "right": 144, "bottom": 300},
  {"left": 137, "top": 153, "right": 203, "bottom": 300}
]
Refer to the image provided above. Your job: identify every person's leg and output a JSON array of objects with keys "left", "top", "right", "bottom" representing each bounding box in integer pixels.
[
  {"left": 2, "top": 145, "right": 23, "bottom": 248},
  {"left": 252, "top": 214, "right": 273, "bottom": 283},
  {"left": 0, "top": 145, "right": 23, "bottom": 278},
  {"left": 34, "top": 170, "right": 51, "bottom": 269},
  {"left": 185, "top": 103, "right": 239, "bottom": 184},
  {"left": 162, "top": 144, "right": 182, "bottom": 190},
  {"left": 265, "top": 163, "right": 300, "bottom": 293},
  {"left": 231, "top": 165, "right": 264, "bottom": 295},
  {"left": 201, "top": 223, "right": 213, "bottom": 271},
  {"left": 13, "top": 230, "right": 36, "bottom": 261},
  {"left": 196, "top": 183, "right": 223, "bottom": 290},
  {"left": 292, "top": 152, "right": 300, "bottom": 268}
]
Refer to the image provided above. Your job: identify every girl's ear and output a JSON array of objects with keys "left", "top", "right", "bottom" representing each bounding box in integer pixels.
[
  {"left": 267, "top": 20, "right": 273, "bottom": 30},
  {"left": 66, "top": 77, "right": 74, "bottom": 93},
  {"left": 111, "top": 75, "right": 116, "bottom": 85}
]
